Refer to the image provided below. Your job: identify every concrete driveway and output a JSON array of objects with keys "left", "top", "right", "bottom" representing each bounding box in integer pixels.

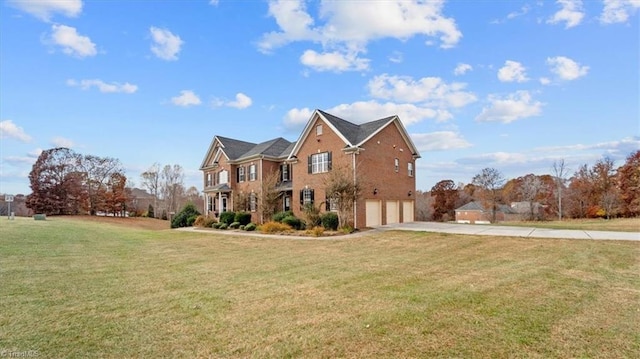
[{"left": 378, "top": 221, "right": 640, "bottom": 241}]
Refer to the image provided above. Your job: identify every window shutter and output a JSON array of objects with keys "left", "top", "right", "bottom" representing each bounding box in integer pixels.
[
  {"left": 308, "top": 155, "right": 312, "bottom": 174},
  {"left": 326, "top": 196, "right": 330, "bottom": 211},
  {"left": 236, "top": 167, "right": 240, "bottom": 182},
  {"left": 328, "top": 152, "right": 332, "bottom": 171},
  {"left": 300, "top": 190, "right": 304, "bottom": 205},
  {"left": 310, "top": 189, "right": 314, "bottom": 204}
]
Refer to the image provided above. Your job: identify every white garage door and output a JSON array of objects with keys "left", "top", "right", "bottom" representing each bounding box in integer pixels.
[
  {"left": 403, "top": 200, "right": 414, "bottom": 222},
  {"left": 386, "top": 201, "right": 399, "bottom": 224},
  {"left": 365, "top": 200, "right": 381, "bottom": 227}
]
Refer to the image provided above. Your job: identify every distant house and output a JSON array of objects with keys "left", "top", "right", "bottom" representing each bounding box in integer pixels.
[
  {"left": 454, "top": 201, "right": 518, "bottom": 224},
  {"left": 200, "top": 109, "right": 421, "bottom": 228}
]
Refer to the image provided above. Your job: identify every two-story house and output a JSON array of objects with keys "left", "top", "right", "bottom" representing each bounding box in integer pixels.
[{"left": 200, "top": 109, "right": 421, "bottom": 228}]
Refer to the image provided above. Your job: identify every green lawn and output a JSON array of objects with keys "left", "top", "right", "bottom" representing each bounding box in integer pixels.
[
  {"left": 499, "top": 217, "right": 640, "bottom": 232},
  {"left": 1, "top": 216, "right": 638, "bottom": 358}
]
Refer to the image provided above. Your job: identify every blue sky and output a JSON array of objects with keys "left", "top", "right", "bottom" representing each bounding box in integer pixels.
[{"left": 1, "top": 0, "right": 638, "bottom": 196}]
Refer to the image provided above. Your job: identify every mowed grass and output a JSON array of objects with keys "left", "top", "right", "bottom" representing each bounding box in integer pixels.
[
  {"left": 1, "top": 217, "right": 638, "bottom": 358},
  {"left": 499, "top": 217, "right": 640, "bottom": 232}
]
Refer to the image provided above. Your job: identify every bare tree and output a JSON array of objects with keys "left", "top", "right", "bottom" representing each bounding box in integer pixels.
[
  {"left": 160, "top": 164, "right": 184, "bottom": 215},
  {"left": 551, "top": 159, "right": 569, "bottom": 220},
  {"left": 518, "top": 174, "right": 547, "bottom": 220},
  {"left": 324, "top": 164, "right": 362, "bottom": 229},
  {"left": 141, "top": 163, "right": 160, "bottom": 218},
  {"left": 259, "top": 170, "right": 281, "bottom": 223},
  {"left": 472, "top": 167, "right": 505, "bottom": 223},
  {"left": 76, "top": 154, "right": 122, "bottom": 215}
]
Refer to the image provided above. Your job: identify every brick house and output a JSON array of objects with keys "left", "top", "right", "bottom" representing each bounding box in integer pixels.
[
  {"left": 200, "top": 109, "right": 420, "bottom": 228},
  {"left": 454, "top": 201, "right": 518, "bottom": 224}
]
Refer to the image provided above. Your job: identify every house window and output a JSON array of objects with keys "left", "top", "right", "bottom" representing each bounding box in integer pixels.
[
  {"left": 394, "top": 158, "right": 399, "bottom": 172},
  {"left": 281, "top": 164, "right": 290, "bottom": 182},
  {"left": 219, "top": 170, "right": 228, "bottom": 184},
  {"left": 300, "top": 188, "right": 314, "bottom": 206},
  {"left": 206, "top": 173, "right": 212, "bottom": 187},
  {"left": 308, "top": 152, "right": 331, "bottom": 174},
  {"left": 250, "top": 193, "right": 257, "bottom": 212},
  {"left": 207, "top": 196, "right": 213, "bottom": 211},
  {"left": 326, "top": 196, "right": 339, "bottom": 212},
  {"left": 249, "top": 164, "right": 257, "bottom": 181},
  {"left": 316, "top": 124, "right": 323, "bottom": 135},
  {"left": 237, "top": 166, "right": 245, "bottom": 182},
  {"left": 284, "top": 196, "right": 291, "bottom": 211},
  {"left": 408, "top": 162, "right": 414, "bottom": 177}
]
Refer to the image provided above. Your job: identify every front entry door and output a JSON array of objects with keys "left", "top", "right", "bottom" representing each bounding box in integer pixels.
[{"left": 221, "top": 196, "right": 228, "bottom": 212}]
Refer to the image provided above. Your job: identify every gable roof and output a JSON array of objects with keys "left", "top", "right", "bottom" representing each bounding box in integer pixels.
[
  {"left": 456, "top": 201, "right": 486, "bottom": 212},
  {"left": 289, "top": 109, "right": 421, "bottom": 159},
  {"left": 200, "top": 135, "right": 294, "bottom": 170}
]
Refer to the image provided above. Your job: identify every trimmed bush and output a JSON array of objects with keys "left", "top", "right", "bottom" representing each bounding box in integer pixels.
[
  {"left": 234, "top": 211, "right": 252, "bottom": 226},
  {"left": 229, "top": 222, "right": 241, "bottom": 229},
  {"left": 219, "top": 211, "right": 235, "bottom": 225},
  {"left": 273, "top": 211, "right": 293, "bottom": 223},
  {"left": 212, "top": 222, "right": 222, "bottom": 229},
  {"left": 171, "top": 203, "right": 201, "bottom": 228},
  {"left": 239, "top": 225, "right": 245, "bottom": 230},
  {"left": 244, "top": 223, "right": 257, "bottom": 231},
  {"left": 218, "top": 223, "right": 228, "bottom": 230},
  {"left": 282, "top": 215, "right": 304, "bottom": 230},
  {"left": 259, "top": 221, "right": 292, "bottom": 234},
  {"left": 321, "top": 212, "right": 339, "bottom": 230},
  {"left": 193, "top": 215, "right": 217, "bottom": 228}
]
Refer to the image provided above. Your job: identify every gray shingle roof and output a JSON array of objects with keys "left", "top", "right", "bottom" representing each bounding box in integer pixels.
[
  {"left": 318, "top": 110, "right": 395, "bottom": 145},
  {"left": 216, "top": 136, "right": 293, "bottom": 161},
  {"left": 456, "top": 201, "right": 486, "bottom": 211}
]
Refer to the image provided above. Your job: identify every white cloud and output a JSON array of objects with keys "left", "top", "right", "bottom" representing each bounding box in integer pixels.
[
  {"left": 546, "top": 56, "right": 589, "bottom": 80},
  {"left": 209, "top": 0, "right": 219, "bottom": 6},
  {"left": 51, "top": 136, "right": 74, "bottom": 148},
  {"left": 548, "top": 0, "right": 585, "bottom": 28},
  {"left": 285, "top": 101, "right": 450, "bottom": 131},
  {"left": 67, "top": 79, "right": 137, "bottom": 93},
  {"left": 7, "top": 0, "right": 82, "bottom": 21},
  {"left": 491, "top": 4, "right": 531, "bottom": 24},
  {"left": 412, "top": 131, "right": 472, "bottom": 151},
  {"left": 388, "top": 51, "right": 403, "bottom": 63},
  {"left": 600, "top": 0, "right": 640, "bottom": 24},
  {"left": 368, "top": 74, "right": 477, "bottom": 109},
  {"left": 0, "top": 120, "right": 32, "bottom": 142},
  {"left": 539, "top": 77, "right": 552, "bottom": 85},
  {"left": 476, "top": 91, "right": 543, "bottom": 123},
  {"left": 497, "top": 60, "right": 529, "bottom": 82},
  {"left": 258, "top": 0, "right": 462, "bottom": 70},
  {"left": 49, "top": 24, "right": 96, "bottom": 58},
  {"left": 227, "top": 93, "right": 253, "bottom": 109},
  {"left": 171, "top": 90, "right": 201, "bottom": 107},
  {"left": 453, "top": 63, "right": 472, "bottom": 75},
  {"left": 300, "top": 49, "right": 370, "bottom": 72},
  {"left": 150, "top": 27, "right": 183, "bottom": 61}
]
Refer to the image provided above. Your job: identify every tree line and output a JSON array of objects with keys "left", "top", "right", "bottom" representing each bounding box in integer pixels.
[
  {"left": 25, "top": 148, "right": 203, "bottom": 218},
  {"left": 417, "top": 150, "right": 639, "bottom": 222}
]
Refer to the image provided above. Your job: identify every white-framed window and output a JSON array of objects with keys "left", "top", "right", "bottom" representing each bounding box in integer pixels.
[
  {"left": 249, "top": 164, "right": 257, "bottom": 181},
  {"left": 408, "top": 162, "right": 414, "bottom": 177},
  {"left": 316, "top": 124, "right": 323, "bottom": 135},
  {"left": 238, "top": 166, "right": 245, "bottom": 182},
  {"left": 281, "top": 164, "right": 289, "bottom": 182},
  {"left": 394, "top": 158, "right": 399, "bottom": 172},
  {"left": 284, "top": 196, "right": 291, "bottom": 211},
  {"left": 206, "top": 173, "right": 212, "bottom": 187},
  {"left": 309, "top": 152, "right": 331, "bottom": 174},
  {"left": 250, "top": 193, "right": 257, "bottom": 212},
  {"left": 328, "top": 197, "right": 339, "bottom": 212},
  {"left": 301, "top": 188, "right": 314, "bottom": 205},
  {"left": 219, "top": 170, "right": 228, "bottom": 184},
  {"left": 207, "top": 196, "right": 213, "bottom": 211}
]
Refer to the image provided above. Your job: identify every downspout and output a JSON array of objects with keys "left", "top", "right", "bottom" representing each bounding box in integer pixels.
[{"left": 352, "top": 151, "right": 357, "bottom": 229}]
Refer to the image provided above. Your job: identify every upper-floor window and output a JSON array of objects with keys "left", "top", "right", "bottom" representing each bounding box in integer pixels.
[
  {"left": 249, "top": 164, "right": 257, "bottom": 181},
  {"left": 237, "top": 166, "right": 245, "bottom": 182},
  {"left": 206, "top": 173, "right": 212, "bottom": 187},
  {"left": 316, "top": 124, "right": 323, "bottom": 136},
  {"left": 394, "top": 158, "right": 399, "bottom": 173},
  {"left": 281, "top": 164, "right": 290, "bottom": 182},
  {"left": 408, "top": 162, "right": 414, "bottom": 177},
  {"left": 219, "top": 170, "right": 228, "bottom": 184},
  {"left": 308, "top": 152, "right": 332, "bottom": 174}
]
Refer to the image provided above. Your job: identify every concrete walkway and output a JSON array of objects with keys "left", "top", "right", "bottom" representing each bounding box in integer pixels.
[
  {"left": 377, "top": 222, "right": 640, "bottom": 241},
  {"left": 179, "top": 222, "right": 639, "bottom": 241}
]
